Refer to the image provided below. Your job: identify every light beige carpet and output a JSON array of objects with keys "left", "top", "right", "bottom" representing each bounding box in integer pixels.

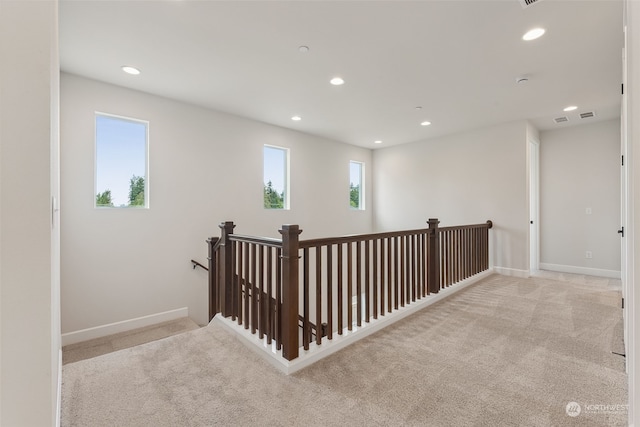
[
  {"left": 62, "top": 317, "right": 200, "bottom": 364},
  {"left": 61, "top": 274, "right": 627, "bottom": 426}
]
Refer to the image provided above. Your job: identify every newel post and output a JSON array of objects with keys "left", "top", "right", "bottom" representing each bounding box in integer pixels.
[
  {"left": 218, "top": 221, "right": 236, "bottom": 318},
  {"left": 427, "top": 218, "right": 440, "bottom": 294},
  {"left": 207, "top": 236, "right": 220, "bottom": 321},
  {"left": 279, "top": 224, "right": 302, "bottom": 361}
]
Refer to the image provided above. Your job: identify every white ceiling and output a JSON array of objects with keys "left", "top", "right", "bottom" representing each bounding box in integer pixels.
[{"left": 59, "top": 0, "right": 623, "bottom": 149}]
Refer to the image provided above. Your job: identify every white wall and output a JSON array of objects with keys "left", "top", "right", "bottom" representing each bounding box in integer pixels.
[
  {"left": 625, "top": 0, "right": 640, "bottom": 424},
  {"left": 0, "top": 1, "right": 60, "bottom": 425},
  {"left": 60, "top": 73, "right": 373, "bottom": 332},
  {"left": 539, "top": 120, "right": 621, "bottom": 276},
  {"left": 373, "top": 121, "right": 529, "bottom": 275}
]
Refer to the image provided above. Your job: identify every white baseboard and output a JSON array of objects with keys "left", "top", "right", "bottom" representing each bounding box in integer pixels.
[
  {"left": 493, "top": 266, "right": 529, "bottom": 278},
  {"left": 215, "top": 269, "right": 493, "bottom": 375},
  {"left": 539, "top": 263, "right": 621, "bottom": 279},
  {"left": 61, "top": 307, "right": 189, "bottom": 346}
]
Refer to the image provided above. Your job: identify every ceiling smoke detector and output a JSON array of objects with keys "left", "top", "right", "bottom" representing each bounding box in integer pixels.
[
  {"left": 519, "top": 0, "right": 544, "bottom": 9},
  {"left": 553, "top": 116, "right": 569, "bottom": 124}
]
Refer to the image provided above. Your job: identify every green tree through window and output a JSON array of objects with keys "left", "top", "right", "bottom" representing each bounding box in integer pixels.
[
  {"left": 96, "top": 189, "right": 114, "bottom": 207},
  {"left": 129, "top": 175, "right": 145, "bottom": 206},
  {"left": 264, "top": 180, "right": 284, "bottom": 209},
  {"left": 350, "top": 183, "right": 360, "bottom": 208}
]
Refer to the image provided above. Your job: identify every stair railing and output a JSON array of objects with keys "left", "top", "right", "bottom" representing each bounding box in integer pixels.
[{"left": 206, "top": 219, "right": 492, "bottom": 361}]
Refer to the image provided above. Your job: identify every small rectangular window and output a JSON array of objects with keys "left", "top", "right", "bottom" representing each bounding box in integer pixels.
[
  {"left": 95, "top": 113, "right": 148, "bottom": 208},
  {"left": 350, "top": 161, "right": 364, "bottom": 210},
  {"left": 263, "top": 145, "right": 289, "bottom": 209}
]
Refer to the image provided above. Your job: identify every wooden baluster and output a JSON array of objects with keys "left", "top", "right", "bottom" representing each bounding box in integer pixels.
[
  {"left": 243, "top": 242, "right": 250, "bottom": 330},
  {"left": 356, "top": 241, "right": 362, "bottom": 327},
  {"left": 463, "top": 229, "right": 467, "bottom": 279},
  {"left": 372, "top": 239, "right": 378, "bottom": 319},
  {"left": 411, "top": 234, "right": 416, "bottom": 301},
  {"left": 393, "top": 236, "right": 399, "bottom": 308},
  {"left": 326, "top": 244, "right": 333, "bottom": 340},
  {"left": 316, "top": 246, "right": 322, "bottom": 345},
  {"left": 251, "top": 243, "right": 257, "bottom": 334},
  {"left": 460, "top": 229, "right": 465, "bottom": 281},
  {"left": 337, "top": 244, "right": 343, "bottom": 335},
  {"left": 266, "top": 246, "right": 273, "bottom": 344},
  {"left": 231, "top": 240, "right": 237, "bottom": 320},
  {"left": 456, "top": 229, "right": 461, "bottom": 283},
  {"left": 422, "top": 232, "right": 427, "bottom": 297},
  {"left": 258, "top": 245, "right": 264, "bottom": 339},
  {"left": 445, "top": 230, "right": 449, "bottom": 284},
  {"left": 387, "top": 237, "right": 392, "bottom": 312},
  {"left": 365, "top": 240, "right": 370, "bottom": 322},
  {"left": 380, "top": 238, "right": 386, "bottom": 315},
  {"left": 275, "top": 247, "right": 282, "bottom": 350},
  {"left": 474, "top": 227, "right": 479, "bottom": 275},
  {"left": 279, "top": 224, "right": 301, "bottom": 361},
  {"left": 443, "top": 231, "right": 448, "bottom": 285},
  {"left": 449, "top": 230, "right": 453, "bottom": 284},
  {"left": 303, "top": 248, "right": 310, "bottom": 350},
  {"left": 468, "top": 228, "right": 472, "bottom": 278},
  {"left": 347, "top": 242, "right": 353, "bottom": 331},
  {"left": 400, "top": 235, "right": 405, "bottom": 307},
  {"left": 236, "top": 242, "right": 243, "bottom": 326}
]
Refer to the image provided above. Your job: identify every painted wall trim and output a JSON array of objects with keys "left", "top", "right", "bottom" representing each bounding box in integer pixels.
[
  {"left": 61, "top": 307, "right": 189, "bottom": 346},
  {"left": 214, "top": 269, "right": 494, "bottom": 375},
  {"left": 539, "top": 263, "right": 621, "bottom": 279},
  {"left": 493, "top": 266, "right": 530, "bottom": 278}
]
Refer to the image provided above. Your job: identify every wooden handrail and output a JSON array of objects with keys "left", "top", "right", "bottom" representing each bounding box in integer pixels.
[
  {"left": 229, "top": 234, "right": 283, "bottom": 248},
  {"left": 299, "top": 228, "right": 429, "bottom": 248},
  {"left": 191, "top": 259, "right": 209, "bottom": 271}
]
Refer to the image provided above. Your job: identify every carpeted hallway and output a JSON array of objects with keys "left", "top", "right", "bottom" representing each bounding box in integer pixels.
[{"left": 61, "top": 273, "right": 627, "bottom": 426}]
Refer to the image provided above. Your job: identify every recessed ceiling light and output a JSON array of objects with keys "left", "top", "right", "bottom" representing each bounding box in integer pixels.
[
  {"left": 298, "top": 46, "right": 309, "bottom": 53},
  {"left": 415, "top": 106, "right": 422, "bottom": 110},
  {"left": 563, "top": 105, "right": 578, "bottom": 112},
  {"left": 421, "top": 121, "right": 432, "bottom": 126},
  {"left": 330, "top": 77, "right": 345, "bottom": 86},
  {"left": 374, "top": 140, "right": 382, "bottom": 144},
  {"left": 291, "top": 115, "right": 302, "bottom": 121},
  {"left": 121, "top": 66, "right": 141, "bottom": 75},
  {"left": 522, "top": 28, "right": 545, "bottom": 41}
]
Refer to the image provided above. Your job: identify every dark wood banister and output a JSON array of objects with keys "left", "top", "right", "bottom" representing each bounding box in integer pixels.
[
  {"left": 205, "top": 218, "right": 492, "bottom": 362},
  {"left": 299, "top": 221, "right": 492, "bottom": 248},
  {"left": 191, "top": 259, "right": 208, "bottom": 271}
]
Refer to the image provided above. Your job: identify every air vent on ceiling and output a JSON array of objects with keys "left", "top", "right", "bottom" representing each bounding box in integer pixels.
[
  {"left": 553, "top": 116, "right": 569, "bottom": 124},
  {"left": 519, "top": 0, "right": 544, "bottom": 9},
  {"left": 580, "top": 111, "right": 596, "bottom": 119}
]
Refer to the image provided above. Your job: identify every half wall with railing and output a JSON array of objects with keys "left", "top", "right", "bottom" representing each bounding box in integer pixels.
[{"left": 207, "top": 219, "right": 492, "bottom": 365}]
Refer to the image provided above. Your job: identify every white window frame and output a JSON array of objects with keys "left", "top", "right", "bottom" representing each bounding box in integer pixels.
[
  {"left": 263, "top": 144, "right": 290, "bottom": 210},
  {"left": 350, "top": 160, "right": 365, "bottom": 210},
  {"left": 94, "top": 112, "right": 149, "bottom": 209}
]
